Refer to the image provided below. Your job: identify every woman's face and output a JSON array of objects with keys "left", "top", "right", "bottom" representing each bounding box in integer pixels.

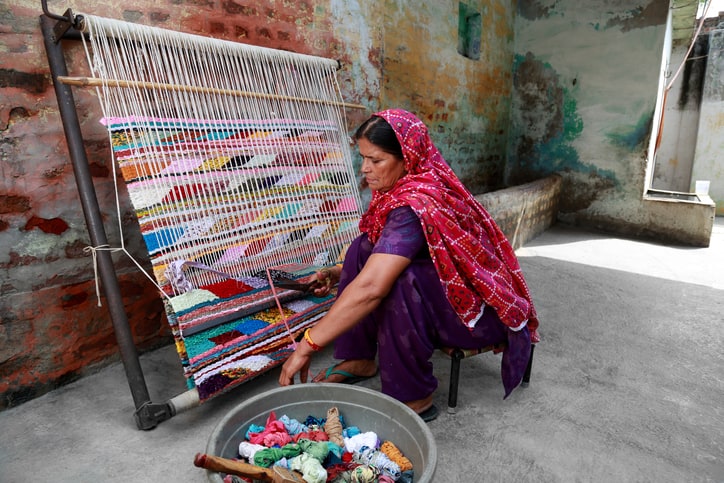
[{"left": 358, "top": 137, "right": 406, "bottom": 193}]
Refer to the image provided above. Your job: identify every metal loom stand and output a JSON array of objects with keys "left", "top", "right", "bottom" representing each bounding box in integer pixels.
[{"left": 40, "top": 2, "right": 200, "bottom": 430}]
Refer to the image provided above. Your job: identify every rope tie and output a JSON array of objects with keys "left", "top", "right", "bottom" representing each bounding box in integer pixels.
[
  {"left": 83, "top": 245, "right": 169, "bottom": 307},
  {"left": 83, "top": 245, "right": 123, "bottom": 306},
  {"left": 380, "top": 440, "right": 413, "bottom": 472},
  {"left": 324, "top": 407, "right": 345, "bottom": 447}
]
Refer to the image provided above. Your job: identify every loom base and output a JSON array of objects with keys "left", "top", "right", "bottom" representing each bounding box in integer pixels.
[
  {"left": 134, "top": 401, "right": 174, "bottom": 430},
  {"left": 133, "top": 389, "right": 201, "bottom": 430}
]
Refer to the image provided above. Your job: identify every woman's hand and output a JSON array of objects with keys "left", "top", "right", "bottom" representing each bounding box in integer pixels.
[
  {"left": 278, "top": 338, "right": 316, "bottom": 385},
  {"left": 310, "top": 265, "right": 342, "bottom": 297},
  {"left": 279, "top": 255, "right": 408, "bottom": 387}
]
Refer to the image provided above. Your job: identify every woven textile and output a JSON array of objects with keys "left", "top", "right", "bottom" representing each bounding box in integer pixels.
[
  {"left": 106, "top": 116, "right": 361, "bottom": 401},
  {"left": 106, "top": 115, "right": 360, "bottom": 295},
  {"left": 166, "top": 264, "right": 335, "bottom": 400}
]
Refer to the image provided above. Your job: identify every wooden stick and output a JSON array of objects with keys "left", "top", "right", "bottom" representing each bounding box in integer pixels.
[
  {"left": 56, "top": 75, "right": 367, "bottom": 110},
  {"left": 193, "top": 453, "right": 305, "bottom": 483}
]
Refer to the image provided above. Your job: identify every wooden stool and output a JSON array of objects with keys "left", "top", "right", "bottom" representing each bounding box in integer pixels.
[{"left": 440, "top": 344, "right": 535, "bottom": 413}]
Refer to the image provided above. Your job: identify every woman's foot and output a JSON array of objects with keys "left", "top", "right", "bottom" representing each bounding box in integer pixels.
[
  {"left": 312, "top": 359, "right": 377, "bottom": 384},
  {"left": 405, "top": 394, "right": 438, "bottom": 422},
  {"left": 404, "top": 393, "right": 434, "bottom": 414}
]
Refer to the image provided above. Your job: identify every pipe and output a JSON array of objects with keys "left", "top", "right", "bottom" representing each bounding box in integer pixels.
[
  {"left": 168, "top": 388, "right": 201, "bottom": 415},
  {"left": 40, "top": 14, "right": 155, "bottom": 424},
  {"left": 41, "top": 0, "right": 71, "bottom": 22}
]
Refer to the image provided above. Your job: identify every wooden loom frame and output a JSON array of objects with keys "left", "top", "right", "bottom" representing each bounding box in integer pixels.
[{"left": 40, "top": 4, "right": 364, "bottom": 430}]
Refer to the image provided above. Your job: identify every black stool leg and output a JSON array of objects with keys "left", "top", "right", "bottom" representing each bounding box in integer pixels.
[
  {"left": 448, "top": 349, "right": 464, "bottom": 413},
  {"left": 521, "top": 344, "right": 535, "bottom": 387}
]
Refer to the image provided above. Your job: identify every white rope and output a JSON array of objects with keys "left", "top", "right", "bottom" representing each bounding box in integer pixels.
[{"left": 83, "top": 245, "right": 168, "bottom": 307}]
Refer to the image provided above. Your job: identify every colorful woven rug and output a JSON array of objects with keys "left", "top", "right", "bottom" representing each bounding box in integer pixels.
[
  {"left": 105, "top": 115, "right": 361, "bottom": 295},
  {"left": 104, "top": 115, "right": 362, "bottom": 401},
  {"left": 165, "top": 264, "right": 335, "bottom": 400}
]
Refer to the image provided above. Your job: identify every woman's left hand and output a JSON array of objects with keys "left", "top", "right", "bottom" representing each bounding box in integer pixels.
[{"left": 307, "top": 266, "right": 340, "bottom": 297}]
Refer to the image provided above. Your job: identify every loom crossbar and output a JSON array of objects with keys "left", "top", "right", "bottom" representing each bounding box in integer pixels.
[{"left": 56, "top": 76, "right": 367, "bottom": 110}]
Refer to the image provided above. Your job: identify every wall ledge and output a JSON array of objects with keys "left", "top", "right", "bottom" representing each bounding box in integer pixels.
[
  {"left": 475, "top": 174, "right": 562, "bottom": 250},
  {"left": 644, "top": 189, "right": 716, "bottom": 206}
]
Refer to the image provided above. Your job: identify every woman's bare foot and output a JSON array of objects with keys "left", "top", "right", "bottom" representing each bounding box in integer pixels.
[{"left": 312, "top": 359, "right": 377, "bottom": 383}]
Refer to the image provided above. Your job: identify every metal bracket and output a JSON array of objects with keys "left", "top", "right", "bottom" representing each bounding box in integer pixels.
[
  {"left": 134, "top": 401, "right": 175, "bottom": 431},
  {"left": 52, "top": 9, "right": 75, "bottom": 41},
  {"left": 41, "top": 0, "right": 82, "bottom": 42},
  {"left": 41, "top": 0, "right": 70, "bottom": 22}
]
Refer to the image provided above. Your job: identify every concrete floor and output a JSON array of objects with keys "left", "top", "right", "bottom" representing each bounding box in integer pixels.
[{"left": 1, "top": 220, "right": 723, "bottom": 483}]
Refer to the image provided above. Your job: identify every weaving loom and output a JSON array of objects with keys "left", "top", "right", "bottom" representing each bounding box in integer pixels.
[{"left": 41, "top": 5, "right": 366, "bottom": 428}]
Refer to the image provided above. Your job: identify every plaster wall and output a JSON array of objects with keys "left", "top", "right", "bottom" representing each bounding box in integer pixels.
[
  {"left": 1, "top": 1, "right": 517, "bottom": 408},
  {"left": 653, "top": 43, "right": 705, "bottom": 193},
  {"left": 691, "top": 25, "right": 724, "bottom": 214},
  {"left": 475, "top": 174, "right": 561, "bottom": 250},
  {"left": 377, "top": 0, "right": 515, "bottom": 194},
  {"left": 510, "top": 0, "right": 715, "bottom": 244},
  {"left": 654, "top": 21, "right": 724, "bottom": 216}
]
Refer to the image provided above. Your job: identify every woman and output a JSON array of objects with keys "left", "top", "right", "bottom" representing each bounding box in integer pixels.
[{"left": 278, "top": 109, "right": 539, "bottom": 421}]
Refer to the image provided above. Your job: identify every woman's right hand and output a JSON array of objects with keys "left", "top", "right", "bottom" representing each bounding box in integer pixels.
[
  {"left": 279, "top": 340, "right": 315, "bottom": 386},
  {"left": 311, "top": 265, "right": 342, "bottom": 296}
]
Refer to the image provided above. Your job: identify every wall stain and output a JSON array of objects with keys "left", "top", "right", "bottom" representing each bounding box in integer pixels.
[
  {"left": 60, "top": 292, "right": 88, "bottom": 309},
  {"left": 509, "top": 53, "right": 593, "bottom": 186},
  {"left": 221, "top": 0, "right": 257, "bottom": 16},
  {"left": 0, "top": 252, "right": 39, "bottom": 269},
  {"left": 604, "top": 1, "right": 668, "bottom": 32},
  {"left": 42, "top": 166, "right": 66, "bottom": 180},
  {"left": 0, "top": 69, "right": 48, "bottom": 95},
  {"left": 24, "top": 216, "right": 70, "bottom": 235},
  {"left": 558, "top": 172, "right": 616, "bottom": 214},
  {"left": 0, "top": 194, "right": 31, "bottom": 214},
  {"left": 517, "top": 0, "right": 555, "bottom": 21},
  {"left": 64, "top": 239, "right": 91, "bottom": 259},
  {"left": 678, "top": 35, "right": 708, "bottom": 109},
  {"left": 149, "top": 11, "right": 171, "bottom": 23}
]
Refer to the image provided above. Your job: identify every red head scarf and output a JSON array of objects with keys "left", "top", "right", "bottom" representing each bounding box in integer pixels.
[{"left": 358, "top": 109, "right": 539, "bottom": 341}]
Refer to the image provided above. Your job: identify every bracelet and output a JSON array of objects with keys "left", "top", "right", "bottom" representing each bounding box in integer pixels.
[{"left": 304, "top": 328, "right": 323, "bottom": 352}]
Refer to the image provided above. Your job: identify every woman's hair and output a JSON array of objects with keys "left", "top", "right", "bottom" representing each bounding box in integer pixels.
[{"left": 354, "top": 115, "right": 404, "bottom": 159}]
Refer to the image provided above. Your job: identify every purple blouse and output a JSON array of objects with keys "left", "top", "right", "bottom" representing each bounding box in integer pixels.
[{"left": 371, "top": 206, "right": 429, "bottom": 260}]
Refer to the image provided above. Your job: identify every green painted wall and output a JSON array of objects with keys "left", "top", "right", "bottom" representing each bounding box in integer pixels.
[{"left": 508, "top": 1, "right": 705, "bottom": 239}]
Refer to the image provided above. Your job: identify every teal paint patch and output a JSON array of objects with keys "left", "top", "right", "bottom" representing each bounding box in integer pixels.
[
  {"left": 509, "top": 53, "right": 615, "bottom": 184},
  {"left": 606, "top": 111, "right": 653, "bottom": 150},
  {"left": 561, "top": 91, "right": 583, "bottom": 139}
]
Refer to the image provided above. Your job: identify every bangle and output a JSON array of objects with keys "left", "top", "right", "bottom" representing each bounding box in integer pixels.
[{"left": 304, "top": 328, "right": 323, "bottom": 352}]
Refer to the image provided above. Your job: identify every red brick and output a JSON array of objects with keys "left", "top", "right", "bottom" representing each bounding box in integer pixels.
[
  {"left": 24, "top": 216, "right": 69, "bottom": 235},
  {"left": 0, "top": 195, "right": 30, "bottom": 214}
]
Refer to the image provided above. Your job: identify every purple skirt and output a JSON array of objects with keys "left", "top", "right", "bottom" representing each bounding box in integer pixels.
[{"left": 332, "top": 235, "right": 531, "bottom": 402}]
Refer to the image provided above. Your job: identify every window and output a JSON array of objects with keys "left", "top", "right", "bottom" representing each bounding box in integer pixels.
[{"left": 458, "top": 2, "right": 481, "bottom": 60}]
